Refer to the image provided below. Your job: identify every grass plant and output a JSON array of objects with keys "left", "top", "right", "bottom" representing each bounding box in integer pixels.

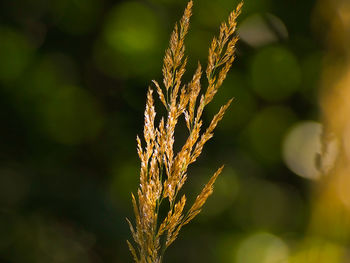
[{"left": 127, "top": 1, "right": 243, "bottom": 262}]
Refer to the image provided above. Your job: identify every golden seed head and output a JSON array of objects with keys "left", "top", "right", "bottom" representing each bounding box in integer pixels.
[{"left": 128, "top": 2, "right": 242, "bottom": 262}]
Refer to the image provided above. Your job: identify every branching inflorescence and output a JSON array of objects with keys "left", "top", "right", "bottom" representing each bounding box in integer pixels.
[{"left": 127, "top": 1, "right": 242, "bottom": 262}]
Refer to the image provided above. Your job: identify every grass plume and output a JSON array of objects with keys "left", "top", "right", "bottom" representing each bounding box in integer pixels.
[{"left": 127, "top": 1, "right": 242, "bottom": 262}]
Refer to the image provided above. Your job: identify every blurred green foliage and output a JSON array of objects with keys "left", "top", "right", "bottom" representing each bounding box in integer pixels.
[
  {"left": 0, "top": 27, "right": 34, "bottom": 82},
  {"left": 251, "top": 46, "right": 301, "bottom": 101},
  {"left": 0, "top": 0, "right": 330, "bottom": 262}
]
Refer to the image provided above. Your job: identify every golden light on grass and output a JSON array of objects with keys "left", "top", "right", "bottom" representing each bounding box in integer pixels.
[
  {"left": 287, "top": 0, "right": 350, "bottom": 261},
  {"left": 126, "top": 1, "right": 243, "bottom": 262}
]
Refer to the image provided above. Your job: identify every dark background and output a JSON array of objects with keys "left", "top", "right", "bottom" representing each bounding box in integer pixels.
[{"left": 0, "top": 0, "right": 326, "bottom": 262}]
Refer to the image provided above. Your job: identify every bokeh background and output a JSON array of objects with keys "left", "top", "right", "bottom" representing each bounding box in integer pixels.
[{"left": 1, "top": 0, "right": 349, "bottom": 262}]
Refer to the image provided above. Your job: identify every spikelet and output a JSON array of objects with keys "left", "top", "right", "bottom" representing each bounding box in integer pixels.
[
  {"left": 128, "top": 1, "right": 242, "bottom": 262},
  {"left": 183, "top": 166, "right": 224, "bottom": 225}
]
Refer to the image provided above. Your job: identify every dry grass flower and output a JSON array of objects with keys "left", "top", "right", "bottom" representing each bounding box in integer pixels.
[{"left": 127, "top": 1, "right": 242, "bottom": 262}]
